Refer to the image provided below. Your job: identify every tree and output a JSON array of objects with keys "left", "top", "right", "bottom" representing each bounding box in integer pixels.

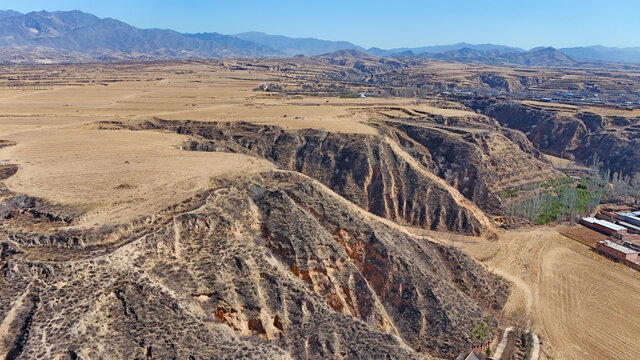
[
  {"left": 510, "top": 305, "right": 532, "bottom": 343},
  {"left": 470, "top": 316, "right": 493, "bottom": 344}
]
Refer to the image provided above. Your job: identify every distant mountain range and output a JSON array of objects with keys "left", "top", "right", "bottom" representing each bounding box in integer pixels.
[
  {"left": 233, "top": 32, "right": 365, "bottom": 57},
  {"left": 559, "top": 45, "right": 640, "bottom": 64},
  {"left": 0, "top": 10, "right": 282, "bottom": 61},
  {"left": 419, "top": 47, "right": 589, "bottom": 67},
  {"left": 0, "top": 10, "right": 639, "bottom": 66},
  {"left": 367, "top": 43, "right": 525, "bottom": 57}
]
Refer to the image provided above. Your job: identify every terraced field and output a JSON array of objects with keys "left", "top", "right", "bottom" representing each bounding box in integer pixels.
[{"left": 538, "top": 243, "right": 640, "bottom": 359}]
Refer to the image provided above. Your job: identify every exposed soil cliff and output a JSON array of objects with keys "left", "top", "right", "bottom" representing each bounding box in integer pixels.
[
  {"left": 380, "top": 121, "right": 559, "bottom": 214},
  {"left": 131, "top": 119, "right": 494, "bottom": 235},
  {"left": 131, "top": 118, "right": 557, "bottom": 221},
  {"left": 0, "top": 172, "right": 509, "bottom": 359},
  {"left": 476, "top": 101, "right": 640, "bottom": 178}
]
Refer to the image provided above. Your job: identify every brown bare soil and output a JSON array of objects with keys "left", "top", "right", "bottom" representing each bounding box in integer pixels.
[
  {"left": 0, "top": 62, "right": 481, "bottom": 137},
  {"left": 0, "top": 59, "right": 636, "bottom": 359},
  {"left": 0, "top": 60, "right": 517, "bottom": 359},
  {"left": 557, "top": 225, "right": 609, "bottom": 247},
  {"left": 0, "top": 61, "right": 543, "bottom": 231},
  {"left": 444, "top": 227, "right": 640, "bottom": 360}
]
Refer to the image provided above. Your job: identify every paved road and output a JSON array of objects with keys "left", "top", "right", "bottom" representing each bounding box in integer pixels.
[
  {"left": 492, "top": 327, "right": 540, "bottom": 360},
  {"left": 531, "top": 332, "right": 541, "bottom": 360},
  {"left": 492, "top": 327, "right": 513, "bottom": 360}
]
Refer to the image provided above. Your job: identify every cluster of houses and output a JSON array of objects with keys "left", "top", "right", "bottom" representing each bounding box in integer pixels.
[
  {"left": 580, "top": 210, "right": 640, "bottom": 270},
  {"left": 528, "top": 91, "right": 639, "bottom": 110}
]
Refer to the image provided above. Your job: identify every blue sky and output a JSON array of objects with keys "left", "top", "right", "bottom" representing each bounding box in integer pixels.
[{"left": 3, "top": 0, "right": 639, "bottom": 49}]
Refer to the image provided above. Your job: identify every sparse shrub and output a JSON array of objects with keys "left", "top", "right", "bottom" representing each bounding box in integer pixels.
[
  {"left": 520, "top": 331, "right": 528, "bottom": 348},
  {"left": 500, "top": 189, "right": 518, "bottom": 198},
  {"left": 12, "top": 195, "right": 35, "bottom": 209}
]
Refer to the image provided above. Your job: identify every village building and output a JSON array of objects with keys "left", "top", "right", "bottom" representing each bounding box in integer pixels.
[
  {"left": 623, "top": 241, "right": 640, "bottom": 253},
  {"left": 615, "top": 212, "right": 640, "bottom": 227},
  {"left": 596, "top": 240, "right": 639, "bottom": 263},
  {"left": 580, "top": 217, "right": 628, "bottom": 237}
]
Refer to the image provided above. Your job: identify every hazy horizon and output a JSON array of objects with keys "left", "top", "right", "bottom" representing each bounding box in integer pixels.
[{"left": 3, "top": 0, "right": 639, "bottom": 50}]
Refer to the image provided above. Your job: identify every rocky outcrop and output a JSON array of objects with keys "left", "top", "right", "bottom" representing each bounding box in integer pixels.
[
  {"left": 0, "top": 172, "right": 509, "bottom": 359},
  {"left": 0, "top": 164, "right": 18, "bottom": 181}
]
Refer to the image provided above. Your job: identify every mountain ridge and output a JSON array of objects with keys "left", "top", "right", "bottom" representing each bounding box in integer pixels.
[
  {"left": 422, "top": 46, "right": 585, "bottom": 67},
  {"left": 234, "top": 31, "right": 364, "bottom": 57},
  {"left": 1, "top": 9, "right": 639, "bottom": 65}
]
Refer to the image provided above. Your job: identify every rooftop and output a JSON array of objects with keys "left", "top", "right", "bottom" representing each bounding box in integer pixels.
[
  {"left": 618, "top": 212, "right": 640, "bottom": 218},
  {"left": 617, "top": 221, "right": 640, "bottom": 232},
  {"left": 582, "top": 217, "right": 627, "bottom": 232},
  {"left": 598, "top": 240, "right": 638, "bottom": 255}
]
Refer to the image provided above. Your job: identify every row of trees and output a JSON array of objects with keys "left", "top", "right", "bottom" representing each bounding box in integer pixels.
[{"left": 0, "top": 84, "right": 54, "bottom": 90}]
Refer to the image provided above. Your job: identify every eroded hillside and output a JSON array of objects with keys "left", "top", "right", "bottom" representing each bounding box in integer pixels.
[
  {"left": 111, "top": 118, "right": 558, "bottom": 234},
  {"left": 472, "top": 100, "right": 640, "bottom": 179},
  {"left": 0, "top": 171, "right": 509, "bottom": 359}
]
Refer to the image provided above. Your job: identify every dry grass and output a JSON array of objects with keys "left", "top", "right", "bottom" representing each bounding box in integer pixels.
[
  {"left": 0, "top": 65, "right": 386, "bottom": 136},
  {"left": 0, "top": 62, "right": 443, "bottom": 228},
  {"left": 543, "top": 154, "right": 592, "bottom": 171},
  {"left": 0, "top": 129, "right": 273, "bottom": 228},
  {"left": 583, "top": 107, "right": 640, "bottom": 118},
  {"left": 523, "top": 101, "right": 580, "bottom": 111},
  {"left": 1, "top": 61, "right": 638, "bottom": 359},
  {"left": 0, "top": 61, "right": 496, "bottom": 228},
  {"left": 522, "top": 100, "right": 640, "bottom": 118}
]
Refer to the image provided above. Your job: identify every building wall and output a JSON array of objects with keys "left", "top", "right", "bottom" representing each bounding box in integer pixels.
[
  {"left": 626, "top": 260, "right": 640, "bottom": 271},
  {"left": 596, "top": 242, "right": 638, "bottom": 262},
  {"left": 596, "top": 212, "right": 616, "bottom": 222}
]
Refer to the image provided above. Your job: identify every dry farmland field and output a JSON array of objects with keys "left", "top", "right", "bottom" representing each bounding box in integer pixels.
[{"left": 426, "top": 226, "right": 640, "bottom": 360}]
